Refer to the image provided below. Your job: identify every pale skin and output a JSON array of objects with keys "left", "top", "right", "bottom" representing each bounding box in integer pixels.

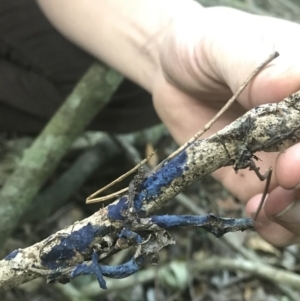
[{"left": 37, "top": 0, "right": 300, "bottom": 246}]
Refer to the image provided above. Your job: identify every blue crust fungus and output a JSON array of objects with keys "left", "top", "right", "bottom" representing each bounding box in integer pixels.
[
  {"left": 133, "top": 150, "right": 188, "bottom": 214},
  {"left": 40, "top": 223, "right": 109, "bottom": 269},
  {"left": 71, "top": 250, "right": 145, "bottom": 289}
]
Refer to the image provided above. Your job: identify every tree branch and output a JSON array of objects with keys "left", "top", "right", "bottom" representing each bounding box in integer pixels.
[{"left": 1, "top": 89, "right": 300, "bottom": 291}]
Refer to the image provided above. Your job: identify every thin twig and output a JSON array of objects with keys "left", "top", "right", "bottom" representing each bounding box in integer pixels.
[
  {"left": 86, "top": 188, "right": 128, "bottom": 204},
  {"left": 85, "top": 50, "right": 279, "bottom": 208},
  {"left": 86, "top": 151, "right": 155, "bottom": 203},
  {"left": 155, "top": 51, "right": 279, "bottom": 169},
  {"left": 86, "top": 51, "right": 279, "bottom": 202}
]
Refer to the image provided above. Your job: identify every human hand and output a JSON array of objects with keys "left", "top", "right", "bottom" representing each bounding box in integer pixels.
[{"left": 153, "top": 3, "right": 300, "bottom": 246}]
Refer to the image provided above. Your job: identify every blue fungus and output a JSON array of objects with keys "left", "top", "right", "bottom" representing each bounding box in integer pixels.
[
  {"left": 107, "top": 197, "right": 128, "bottom": 221},
  {"left": 134, "top": 151, "right": 188, "bottom": 213},
  {"left": 91, "top": 250, "right": 106, "bottom": 289},
  {"left": 150, "top": 215, "right": 208, "bottom": 228},
  {"left": 101, "top": 254, "right": 144, "bottom": 279},
  {"left": 71, "top": 263, "right": 91, "bottom": 278},
  {"left": 5, "top": 249, "right": 19, "bottom": 260},
  {"left": 118, "top": 229, "right": 143, "bottom": 244},
  {"left": 41, "top": 223, "right": 109, "bottom": 269},
  {"left": 149, "top": 214, "right": 254, "bottom": 238},
  {"left": 71, "top": 251, "right": 145, "bottom": 289},
  {"left": 72, "top": 251, "right": 107, "bottom": 288}
]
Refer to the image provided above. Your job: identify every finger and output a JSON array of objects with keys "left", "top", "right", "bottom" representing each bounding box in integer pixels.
[
  {"left": 275, "top": 143, "right": 300, "bottom": 189},
  {"left": 246, "top": 193, "right": 300, "bottom": 246}
]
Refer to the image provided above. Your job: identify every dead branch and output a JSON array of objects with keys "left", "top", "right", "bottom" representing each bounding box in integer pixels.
[{"left": 1, "top": 88, "right": 300, "bottom": 291}]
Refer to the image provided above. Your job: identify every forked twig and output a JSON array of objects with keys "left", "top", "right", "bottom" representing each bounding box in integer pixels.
[
  {"left": 155, "top": 51, "right": 279, "bottom": 169},
  {"left": 86, "top": 188, "right": 128, "bottom": 204},
  {"left": 86, "top": 151, "right": 156, "bottom": 204},
  {"left": 86, "top": 51, "right": 279, "bottom": 204}
]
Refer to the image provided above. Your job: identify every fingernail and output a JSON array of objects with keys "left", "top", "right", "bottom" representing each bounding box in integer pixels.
[{"left": 275, "top": 200, "right": 300, "bottom": 223}]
